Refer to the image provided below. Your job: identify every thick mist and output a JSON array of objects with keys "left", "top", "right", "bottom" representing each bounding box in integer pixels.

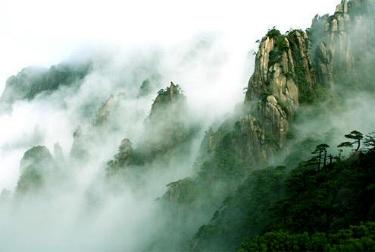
[
  {"left": 0, "top": 1, "right": 373, "bottom": 252},
  {"left": 0, "top": 35, "right": 250, "bottom": 251},
  {"left": 287, "top": 5, "right": 375, "bottom": 162}
]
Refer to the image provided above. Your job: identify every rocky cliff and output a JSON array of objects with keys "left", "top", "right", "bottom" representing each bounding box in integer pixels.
[
  {"left": 311, "top": 0, "right": 375, "bottom": 88},
  {"left": 93, "top": 92, "right": 126, "bottom": 126},
  {"left": 160, "top": 27, "right": 320, "bottom": 208},
  {"left": 241, "top": 0, "right": 375, "bottom": 158},
  {"left": 151, "top": 1, "right": 375, "bottom": 251},
  {"left": 3, "top": 1, "right": 374, "bottom": 251},
  {"left": 189, "top": 0, "right": 375, "bottom": 251},
  {"left": 244, "top": 29, "right": 316, "bottom": 151}
]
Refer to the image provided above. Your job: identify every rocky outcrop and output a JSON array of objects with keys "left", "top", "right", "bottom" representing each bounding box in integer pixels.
[
  {"left": 159, "top": 1, "right": 375, "bottom": 251},
  {"left": 106, "top": 82, "right": 198, "bottom": 177},
  {"left": 143, "top": 82, "right": 196, "bottom": 155},
  {"left": 245, "top": 30, "right": 315, "bottom": 104},
  {"left": 16, "top": 146, "right": 54, "bottom": 194},
  {"left": 241, "top": 0, "right": 375, "bottom": 157},
  {"left": 157, "top": 32, "right": 317, "bottom": 229},
  {"left": 244, "top": 28, "right": 316, "bottom": 152},
  {"left": 311, "top": 0, "right": 375, "bottom": 87},
  {"left": 94, "top": 92, "right": 126, "bottom": 126},
  {"left": 106, "top": 138, "right": 137, "bottom": 176},
  {"left": 149, "top": 82, "right": 184, "bottom": 119},
  {"left": 162, "top": 178, "right": 197, "bottom": 205}
]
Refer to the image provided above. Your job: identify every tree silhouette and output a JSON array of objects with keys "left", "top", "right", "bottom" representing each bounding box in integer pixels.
[
  {"left": 157, "top": 88, "right": 165, "bottom": 95},
  {"left": 337, "top": 142, "right": 353, "bottom": 149},
  {"left": 312, "top": 144, "right": 329, "bottom": 169},
  {"left": 304, "top": 156, "right": 319, "bottom": 169},
  {"left": 328, "top": 154, "right": 334, "bottom": 165},
  {"left": 344, "top": 130, "right": 363, "bottom": 151},
  {"left": 364, "top": 132, "right": 375, "bottom": 152},
  {"left": 320, "top": 144, "right": 329, "bottom": 167},
  {"left": 311, "top": 149, "right": 321, "bottom": 170}
]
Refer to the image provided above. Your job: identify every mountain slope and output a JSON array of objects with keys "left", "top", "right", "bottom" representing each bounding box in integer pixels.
[{"left": 188, "top": 0, "right": 375, "bottom": 251}]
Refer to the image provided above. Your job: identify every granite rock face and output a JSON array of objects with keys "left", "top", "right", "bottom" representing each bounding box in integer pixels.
[
  {"left": 311, "top": 0, "right": 375, "bottom": 87},
  {"left": 160, "top": 29, "right": 319, "bottom": 208},
  {"left": 245, "top": 30, "right": 315, "bottom": 105},
  {"left": 94, "top": 92, "right": 126, "bottom": 126},
  {"left": 241, "top": 0, "right": 375, "bottom": 158},
  {"left": 160, "top": 1, "right": 375, "bottom": 251},
  {"left": 241, "top": 28, "right": 317, "bottom": 161}
]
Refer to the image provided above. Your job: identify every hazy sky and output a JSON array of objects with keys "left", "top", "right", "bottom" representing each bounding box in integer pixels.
[{"left": 0, "top": 0, "right": 340, "bottom": 92}]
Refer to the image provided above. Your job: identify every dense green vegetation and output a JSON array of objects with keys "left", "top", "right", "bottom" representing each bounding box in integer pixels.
[
  {"left": 191, "top": 131, "right": 375, "bottom": 251},
  {"left": 239, "top": 133, "right": 375, "bottom": 251},
  {"left": 192, "top": 166, "right": 288, "bottom": 252},
  {"left": 266, "top": 28, "right": 289, "bottom": 67},
  {"left": 239, "top": 222, "right": 375, "bottom": 252}
]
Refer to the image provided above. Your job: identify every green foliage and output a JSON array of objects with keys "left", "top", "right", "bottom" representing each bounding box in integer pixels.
[
  {"left": 266, "top": 28, "right": 282, "bottom": 39},
  {"left": 194, "top": 129, "right": 375, "bottom": 252},
  {"left": 260, "top": 87, "right": 274, "bottom": 103},
  {"left": 198, "top": 130, "right": 247, "bottom": 182},
  {"left": 300, "top": 83, "right": 336, "bottom": 105},
  {"left": 310, "top": 143, "right": 330, "bottom": 169},
  {"left": 275, "top": 36, "right": 289, "bottom": 51},
  {"left": 345, "top": 130, "right": 364, "bottom": 151},
  {"left": 268, "top": 48, "right": 284, "bottom": 67},
  {"left": 364, "top": 132, "right": 375, "bottom": 152},
  {"left": 338, "top": 142, "right": 353, "bottom": 149},
  {"left": 266, "top": 28, "right": 289, "bottom": 67},
  {"left": 106, "top": 83, "right": 199, "bottom": 180},
  {"left": 150, "top": 82, "right": 184, "bottom": 119},
  {"left": 192, "top": 166, "right": 288, "bottom": 252},
  {"left": 239, "top": 222, "right": 375, "bottom": 252},
  {"left": 273, "top": 151, "right": 375, "bottom": 233},
  {"left": 236, "top": 148, "right": 375, "bottom": 251}
]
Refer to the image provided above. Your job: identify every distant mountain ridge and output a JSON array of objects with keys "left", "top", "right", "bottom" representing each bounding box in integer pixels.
[
  {"left": 2, "top": 0, "right": 375, "bottom": 252},
  {"left": 0, "top": 61, "right": 91, "bottom": 105}
]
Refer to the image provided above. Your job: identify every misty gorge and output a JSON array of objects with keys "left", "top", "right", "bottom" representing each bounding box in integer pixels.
[{"left": 0, "top": 0, "right": 375, "bottom": 251}]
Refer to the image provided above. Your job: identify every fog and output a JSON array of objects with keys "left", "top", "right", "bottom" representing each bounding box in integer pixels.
[
  {"left": 0, "top": 0, "right": 369, "bottom": 251},
  {"left": 0, "top": 36, "right": 249, "bottom": 251}
]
